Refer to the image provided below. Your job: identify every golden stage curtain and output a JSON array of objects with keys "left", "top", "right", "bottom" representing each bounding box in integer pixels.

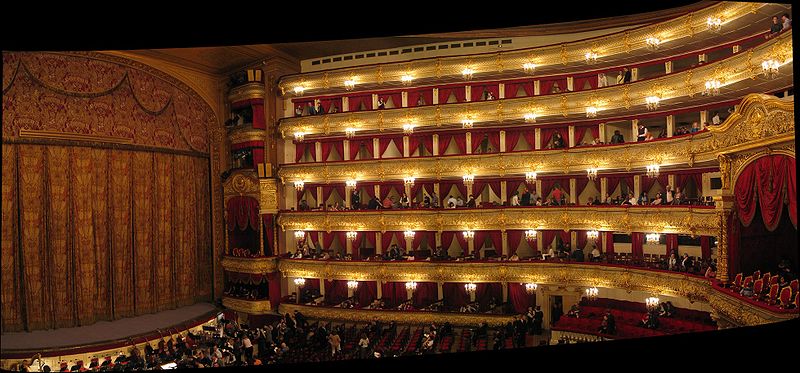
[{"left": 0, "top": 144, "right": 211, "bottom": 331}]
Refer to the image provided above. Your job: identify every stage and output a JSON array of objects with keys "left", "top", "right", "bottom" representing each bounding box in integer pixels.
[{"left": 1, "top": 303, "right": 218, "bottom": 353}]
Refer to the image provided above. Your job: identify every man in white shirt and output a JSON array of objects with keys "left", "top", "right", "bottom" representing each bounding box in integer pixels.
[
  {"left": 628, "top": 194, "right": 638, "bottom": 205},
  {"left": 456, "top": 196, "right": 465, "bottom": 207},
  {"left": 510, "top": 192, "right": 520, "bottom": 206},
  {"left": 591, "top": 246, "right": 601, "bottom": 262},
  {"left": 712, "top": 111, "right": 721, "bottom": 125}
]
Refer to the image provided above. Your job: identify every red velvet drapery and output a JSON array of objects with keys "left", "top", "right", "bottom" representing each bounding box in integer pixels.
[
  {"left": 506, "top": 178, "right": 526, "bottom": 199},
  {"left": 441, "top": 231, "right": 456, "bottom": 252},
  {"left": 355, "top": 281, "right": 377, "bottom": 307},
  {"left": 631, "top": 232, "right": 644, "bottom": 259},
  {"left": 574, "top": 73, "right": 598, "bottom": 91},
  {"left": 505, "top": 130, "right": 521, "bottom": 152},
  {"left": 321, "top": 139, "right": 344, "bottom": 162},
  {"left": 734, "top": 155, "right": 796, "bottom": 230},
  {"left": 437, "top": 133, "right": 453, "bottom": 155},
  {"left": 379, "top": 183, "right": 404, "bottom": 199},
  {"left": 508, "top": 283, "right": 536, "bottom": 313},
  {"left": 475, "top": 283, "right": 502, "bottom": 308},
  {"left": 412, "top": 282, "right": 438, "bottom": 308},
  {"left": 226, "top": 196, "right": 259, "bottom": 231},
  {"left": 700, "top": 236, "right": 711, "bottom": 260},
  {"left": 666, "top": 233, "right": 679, "bottom": 256},
  {"left": 575, "top": 230, "right": 587, "bottom": 251},
  {"left": 408, "top": 88, "right": 433, "bottom": 107},
  {"left": 504, "top": 79, "right": 534, "bottom": 98},
  {"left": 453, "top": 133, "right": 467, "bottom": 154},
  {"left": 507, "top": 230, "right": 524, "bottom": 255},
  {"left": 347, "top": 94, "right": 373, "bottom": 111},
  {"left": 439, "top": 180, "right": 468, "bottom": 199},
  {"left": 573, "top": 126, "right": 589, "bottom": 147},
  {"left": 540, "top": 127, "right": 564, "bottom": 148},
  {"left": 381, "top": 282, "right": 408, "bottom": 307},
  {"left": 319, "top": 97, "right": 341, "bottom": 113},
  {"left": 263, "top": 215, "right": 274, "bottom": 256},
  {"left": 472, "top": 179, "right": 502, "bottom": 199},
  {"left": 379, "top": 92, "right": 403, "bottom": 109},
  {"left": 604, "top": 232, "right": 615, "bottom": 261},
  {"left": 438, "top": 85, "right": 466, "bottom": 104},
  {"left": 321, "top": 185, "right": 346, "bottom": 206},
  {"left": 379, "top": 136, "right": 404, "bottom": 158},
  {"left": 324, "top": 280, "right": 348, "bottom": 305},
  {"left": 470, "top": 84, "right": 500, "bottom": 101},
  {"left": 409, "top": 135, "right": 433, "bottom": 157},
  {"left": 443, "top": 283, "right": 469, "bottom": 309},
  {"left": 349, "top": 138, "right": 375, "bottom": 160},
  {"left": 606, "top": 174, "right": 635, "bottom": 196},
  {"left": 470, "top": 131, "right": 501, "bottom": 153},
  {"left": 541, "top": 177, "right": 569, "bottom": 199},
  {"left": 294, "top": 141, "right": 316, "bottom": 163},
  {"left": 540, "top": 78, "right": 567, "bottom": 95}
]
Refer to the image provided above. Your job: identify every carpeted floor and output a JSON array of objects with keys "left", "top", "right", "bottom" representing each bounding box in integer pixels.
[{"left": 1, "top": 303, "right": 218, "bottom": 351}]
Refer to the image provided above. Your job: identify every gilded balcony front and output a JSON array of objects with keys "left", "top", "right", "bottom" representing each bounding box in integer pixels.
[
  {"left": 222, "top": 297, "right": 273, "bottom": 314},
  {"left": 221, "top": 256, "right": 279, "bottom": 274},
  {"left": 277, "top": 206, "right": 719, "bottom": 236},
  {"left": 277, "top": 31, "right": 792, "bottom": 137}
]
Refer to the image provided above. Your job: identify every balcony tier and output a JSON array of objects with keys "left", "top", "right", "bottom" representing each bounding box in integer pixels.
[
  {"left": 277, "top": 31, "right": 792, "bottom": 138},
  {"left": 277, "top": 93, "right": 794, "bottom": 183},
  {"left": 278, "top": 2, "right": 771, "bottom": 97}
]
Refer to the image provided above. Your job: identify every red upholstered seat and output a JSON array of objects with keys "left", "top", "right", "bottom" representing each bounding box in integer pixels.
[
  {"left": 742, "top": 276, "right": 754, "bottom": 288},
  {"left": 769, "top": 276, "right": 779, "bottom": 287},
  {"left": 766, "top": 284, "right": 780, "bottom": 305},
  {"left": 790, "top": 279, "right": 799, "bottom": 294},
  {"left": 752, "top": 279, "right": 764, "bottom": 299},
  {"left": 778, "top": 287, "right": 793, "bottom": 308},
  {"left": 732, "top": 273, "right": 743, "bottom": 291},
  {"left": 753, "top": 270, "right": 761, "bottom": 280}
]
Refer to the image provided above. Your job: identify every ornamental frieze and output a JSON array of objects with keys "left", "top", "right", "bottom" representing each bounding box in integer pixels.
[
  {"left": 221, "top": 297, "right": 272, "bottom": 314},
  {"left": 221, "top": 256, "right": 278, "bottom": 274},
  {"left": 277, "top": 207, "right": 719, "bottom": 236}
]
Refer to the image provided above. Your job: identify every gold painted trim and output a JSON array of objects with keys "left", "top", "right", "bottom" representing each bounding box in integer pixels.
[
  {"left": 278, "top": 2, "right": 766, "bottom": 97},
  {"left": 222, "top": 297, "right": 273, "bottom": 314},
  {"left": 228, "top": 82, "right": 267, "bottom": 103},
  {"left": 228, "top": 127, "right": 267, "bottom": 144},
  {"left": 18, "top": 129, "right": 133, "bottom": 145},
  {"left": 279, "top": 303, "right": 514, "bottom": 327},
  {"left": 278, "top": 32, "right": 792, "bottom": 137},
  {"left": 277, "top": 206, "right": 719, "bottom": 236},
  {"left": 221, "top": 256, "right": 278, "bottom": 274}
]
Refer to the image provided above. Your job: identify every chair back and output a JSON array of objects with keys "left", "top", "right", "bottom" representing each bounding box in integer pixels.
[
  {"left": 753, "top": 270, "right": 761, "bottom": 280},
  {"left": 752, "top": 279, "right": 764, "bottom": 295},
  {"left": 742, "top": 276, "right": 754, "bottom": 288},
  {"left": 733, "top": 273, "right": 743, "bottom": 287},
  {"left": 790, "top": 279, "right": 799, "bottom": 293},
  {"left": 778, "top": 287, "right": 792, "bottom": 307},
  {"left": 768, "top": 284, "right": 779, "bottom": 303},
  {"left": 769, "top": 276, "right": 779, "bottom": 286}
]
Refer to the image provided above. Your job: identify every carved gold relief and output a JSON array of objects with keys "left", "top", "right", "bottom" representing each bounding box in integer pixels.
[
  {"left": 260, "top": 178, "right": 280, "bottom": 213},
  {"left": 279, "top": 303, "right": 515, "bottom": 327},
  {"left": 221, "top": 256, "right": 278, "bottom": 274},
  {"left": 222, "top": 297, "right": 272, "bottom": 314},
  {"left": 227, "top": 82, "right": 266, "bottom": 103}
]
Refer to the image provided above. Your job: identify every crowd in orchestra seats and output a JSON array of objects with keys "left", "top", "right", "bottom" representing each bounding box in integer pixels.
[{"left": 725, "top": 261, "right": 799, "bottom": 310}]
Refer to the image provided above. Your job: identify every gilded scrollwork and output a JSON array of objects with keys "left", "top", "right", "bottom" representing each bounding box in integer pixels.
[
  {"left": 222, "top": 297, "right": 272, "bottom": 314},
  {"left": 221, "top": 256, "right": 278, "bottom": 274},
  {"left": 279, "top": 303, "right": 515, "bottom": 327}
]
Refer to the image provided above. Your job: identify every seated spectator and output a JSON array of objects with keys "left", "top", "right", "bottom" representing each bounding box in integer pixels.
[
  {"left": 610, "top": 130, "right": 625, "bottom": 144},
  {"left": 466, "top": 195, "right": 477, "bottom": 208},
  {"left": 680, "top": 253, "right": 693, "bottom": 272},
  {"left": 399, "top": 193, "right": 410, "bottom": 208},
  {"left": 509, "top": 253, "right": 520, "bottom": 261},
  {"left": 295, "top": 106, "right": 303, "bottom": 117},
  {"left": 510, "top": 191, "right": 520, "bottom": 206},
  {"left": 382, "top": 196, "right": 393, "bottom": 209},
  {"left": 566, "top": 304, "right": 581, "bottom": 318},
  {"left": 668, "top": 253, "right": 678, "bottom": 271},
  {"left": 456, "top": 196, "right": 465, "bottom": 207},
  {"left": 659, "top": 301, "right": 676, "bottom": 317},
  {"left": 712, "top": 111, "right": 721, "bottom": 125},
  {"left": 535, "top": 197, "right": 543, "bottom": 206},
  {"left": 690, "top": 122, "right": 701, "bottom": 133},
  {"left": 782, "top": 13, "right": 792, "bottom": 31},
  {"left": 651, "top": 192, "right": 663, "bottom": 205},
  {"left": 598, "top": 312, "right": 616, "bottom": 335},
  {"left": 306, "top": 102, "right": 316, "bottom": 116},
  {"left": 447, "top": 195, "right": 457, "bottom": 209},
  {"left": 638, "top": 192, "right": 648, "bottom": 205},
  {"left": 571, "top": 246, "right": 584, "bottom": 262},
  {"left": 704, "top": 265, "right": 716, "bottom": 278},
  {"left": 552, "top": 132, "right": 566, "bottom": 149},
  {"left": 314, "top": 102, "right": 324, "bottom": 116},
  {"left": 590, "top": 246, "right": 601, "bottom": 262},
  {"left": 377, "top": 97, "right": 385, "bottom": 110},
  {"left": 423, "top": 195, "right": 431, "bottom": 208},
  {"left": 770, "top": 15, "right": 783, "bottom": 36},
  {"left": 329, "top": 105, "right": 339, "bottom": 114},
  {"left": 672, "top": 187, "right": 684, "bottom": 205},
  {"left": 591, "top": 137, "right": 603, "bottom": 145},
  {"left": 640, "top": 311, "right": 660, "bottom": 329},
  {"left": 299, "top": 200, "right": 310, "bottom": 211}
]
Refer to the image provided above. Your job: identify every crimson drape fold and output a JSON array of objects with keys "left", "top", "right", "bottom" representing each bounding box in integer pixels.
[
  {"left": 381, "top": 282, "right": 408, "bottom": 307},
  {"left": 542, "top": 230, "right": 558, "bottom": 248},
  {"left": 507, "top": 230, "right": 524, "bottom": 255},
  {"left": 263, "top": 215, "right": 274, "bottom": 256},
  {"left": 321, "top": 139, "right": 344, "bottom": 162},
  {"left": 411, "top": 231, "right": 430, "bottom": 251},
  {"left": 321, "top": 185, "right": 345, "bottom": 205},
  {"left": 666, "top": 233, "right": 679, "bottom": 256},
  {"left": 319, "top": 97, "right": 341, "bottom": 113},
  {"left": 408, "top": 88, "right": 433, "bottom": 107},
  {"left": 504, "top": 80, "right": 534, "bottom": 98},
  {"left": 606, "top": 174, "right": 635, "bottom": 196},
  {"left": 540, "top": 78, "right": 566, "bottom": 95},
  {"left": 438, "top": 133, "right": 453, "bottom": 155},
  {"left": 574, "top": 74, "right": 598, "bottom": 91},
  {"left": 226, "top": 196, "right": 259, "bottom": 231},
  {"left": 541, "top": 177, "right": 569, "bottom": 198},
  {"left": 573, "top": 126, "right": 589, "bottom": 147},
  {"left": 641, "top": 174, "right": 658, "bottom": 196},
  {"left": 508, "top": 283, "right": 536, "bottom": 313},
  {"left": 455, "top": 232, "right": 468, "bottom": 254},
  {"left": 575, "top": 230, "right": 587, "bottom": 251},
  {"left": 474, "top": 231, "right": 489, "bottom": 258},
  {"left": 604, "top": 232, "right": 615, "bottom": 261},
  {"left": 347, "top": 94, "right": 373, "bottom": 111},
  {"left": 324, "top": 280, "right": 348, "bottom": 305},
  {"left": 379, "top": 92, "right": 403, "bottom": 109},
  {"left": 294, "top": 141, "right": 315, "bottom": 162},
  {"left": 443, "top": 283, "right": 469, "bottom": 309},
  {"left": 700, "top": 236, "right": 711, "bottom": 260},
  {"left": 631, "top": 232, "right": 644, "bottom": 259},
  {"left": 379, "top": 135, "right": 404, "bottom": 158},
  {"left": 540, "top": 127, "right": 563, "bottom": 148},
  {"left": 470, "top": 131, "right": 500, "bottom": 153},
  {"left": 349, "top": 138, "right": 374, "bottom": 160},
  {"left": 379, "top": 182, "right": 404, "bottom": 199},
  {"left": 438, "top": 85, "right": 466, "bottom": 104},
  {"left": 504, "top": 130, "right": 521, "bottom": 152},
  {"left": 576, "top": 179, "right": 592, "bottom": 200},
  {"left": 453, "top": 133, "right": 467, "bottom": 154},
  {"left": 470, "top": 84, "right": 500, "bottom": 101},
  {"left": 412, "top": 282, "right": 438, "bottom": 308},
  {"left": 439, "top": 180, "right": 467, "bottom": 199},
  {"left": 475, "top": 283, "right": 502, "bottom": 307},
  {"left": 734, "top": 155, "right": 797, "bottom": 229},
  {"left": 441, "top": 231, "right": 456, "bottom": 252},
  {"left": 355, "top": 281, "right": 377, "bottom": 307},
  {"left": 521, "top": 130, "right": 536, "bottom": 150},
  {"left": 381, "top": 231, "right": 396, "bottom": 252}
]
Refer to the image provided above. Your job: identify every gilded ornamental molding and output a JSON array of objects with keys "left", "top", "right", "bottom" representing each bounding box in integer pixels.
[
  {"left": 221, "top": 256, "right": 279, "bottom": 274},
  {"left": 277, "top": 32, "right": 792, "bottom": 138},
  {"left": 278, "top": 93, "right": 793, "bottom": 183},
  {"left": 222, "top": 297, "right": 273, "bottom": 315},
  {"left": 227, "top": 127, "right": 266, "bottom": 145},
  {"left": 259, "top": 178, "right": 280, "bottom": 214},
  {"left": 279, "top": 303, "right": 515, "bottom": 327},
  {"left": 276, "top": 260, "right": 797, "bottom": 327},
  {"left": 222, "top": 169, "right": 260, "bottom": 204},
  {"left": 228, "top": 82, "right": 266, "bottom": 103},
  {"left": 277, "top": 206, "right": 719, "bottom": 237},
  {"left": 278, "top": 2, "right": 765, "bottom": 97}
]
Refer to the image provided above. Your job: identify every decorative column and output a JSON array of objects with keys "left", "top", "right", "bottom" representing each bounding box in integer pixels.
[
  {"left": 432, "top": 88, "right": 439, "bottom": 105},
  {"left": 406, "top": 287, "right": 414, "bottom": 301},
  {"left": 403, "top": 136, "right": 410, "bottom": 157},
  {"left": 535, "top": 180, "right": 542, "bottom": 198},
  {"left": 467, "top": 234, "right": 474, "bottom": 256},
  {"left": 600, "top": 177, "right": 608, "bottom": 202},
  {"left": 533, "top": 80, "right": 540, "bottom": 95},
  {"left": 631, "top": 119, "right": 639, "bottom": 140},
  {"left": 343, "top": 140, "right": 351, "bottom": 161},
  {"left": 401, "top": 91, "right": 408, "bottom": 107},
  {"left": 465, "top": 133, "right": 472, "bottom": 154},
  {"left": 700, "top": 110, "right": 708, "bottom": 124},
  {"left": 434, "top": 183, "right": 440, "bottom": 206},
  {"left": 374, "top": 185, "right": 381, "bottom": 201},
  {"left": 372, "top": 94, "right": 379, "bottom": 109},
  {"left": 534, "top": 128, "right": 542, "bottom": 150},
  {"left": 732, "top": 45, "right": 740, "bottom": 54},
  {"left": 500, "top": 181, "right": 507, "bottom": 204},
  {"left": 376, "top": 283, "right": 382, "bottom": 298},
  {"left": 665, "top": 61, "right": 673, "bottom": 74},
  {"left": 537, "top": 231, "right": 543, "bottom": 253},
  {"left": 346, "top": 235, "right": 353, "bottom": 256},
  {"left": 599, "top": 123, "right": 606, "bottom": 143},
  {"left": 464, "top": 177, "right": 474, "bottom": 198},
  {"left": 501, "top": 231, "right": 509, "bottom": 257},
  {"left": 345, "top": 184, "right": 352, "bottom": 207},
  {"left": 668, "top": 175, "right": 676, "bottom": 190},
  {"left": 432, "top": 134, "right": 439, "bottom": 156},
  {"left": 315, "top": 141, "right": 322, "bottom": 162},
  {"left": 465, "top": 86, "right": 472, "bottom": 102},
  {"left": 499, "top": 131, "right": 506, "bottom": 152},
  {"left": 568, "top": 125, "right": 575, "bottom": 147},
  {"left": 631, "top": 67, "right": 638, "bottom": 82},
  {"left": 435, "top": 231, "right": 442, "bottom": 249},
  {"left": 666, "top": 115, "right": 675, "bottom": 137},
  {"left": 569, "top": 178, "right": 577, "bottom": 204},
  {"left": 316, "top": 186, "right": 323, "bottom": 208},
  {"left": 437, "top": 282, "right": 444, "bottom": 300},
  {"left": 717, "top": 208, "right": 730, "bottom": 282},
  {"left": 570, "top": 231, "right": 577, "bottom": 250},
  {"left": 566, "top": 76, "right": 574, "bottom": 91},
  {"left": 347, "top": 285, "right": 355, "bottom": 299},
  {"left": 502, "top": 283, "right": 508, "bottom": 302},
  {"left": 634, "top": 175, "right": 641, "bottom": 198},
  {"left": 404, "top": 182, "right": 412, "bottom": 203},
  {"left": 377, "top": 232, "right": 384, "bottom": 255},
  {"left": 404, "top": 233, "right": 413, "bottom": 253},
  {"left": 698, "top": 53, "right": 707, "bottom": 63},
  {"left": 374, "top": 138, "right": 381, "bottom": 159},
  {"left": 319, "top": 279, "right": 326, "bottom": 296},
  {"left": 342, "top": 97, "right": 349, "bottom": 112},
  {"left": 469, "top": 287, "right": 476, "bottom": 302}
]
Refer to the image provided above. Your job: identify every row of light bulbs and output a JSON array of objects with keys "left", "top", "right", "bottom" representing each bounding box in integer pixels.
[
  {"left": 292, "top": 163, "right": 661, "bottom": 192},
  {"left": 295, "top": 229, "right": 660, "bottom": 243},
  {"left": 291, "top": 17, "right": 733, "bottom": 96}
]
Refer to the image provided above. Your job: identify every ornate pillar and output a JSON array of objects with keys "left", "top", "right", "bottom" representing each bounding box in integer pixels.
[
  {"left": 666, "top": 115, "right": 675, "bottom": 137},
  {"left": 432, "top": 134, "right": 439, "bottom": 156},
  {"left": 467, "top": 235, "right": 474, "bottom": 256},
  {"left": 498, "top": 83, "right": 505, "bottom": 99},
  {"left": 502, "top": 283, "right": 508, "bottom": 302},
  {"left": 403, "top": 136, "right": 410, "bottom": 157},
  {"left": 634, "top": 175, "right": 641, "bottom": 198},
  {"left": 376, "top": 232, "right": 383, "bottom": 255},
  {"left": 599, "top": 123, "right": 606, "bottom": 143},
  {"left": 700, "top": 110, "right": 708, "bottom": 124},
  {"left": 569, "top": 178, "right": 577, "bottom": 204},
  {"left": 346, "top": 237, "right": 353, "bottom": 256},
  {"left": 435, "top": 231, "right": 442, "bottom": 248},
  {"left": 434, "top": 183, "right": 440, "bottom": 206},
  {"left": 499, "top": 130, "right": 506, "bottom": 152},
  {"left": 316, "top": 186, "right": 323, "bottom": 208},
  {"left": 500, "top": 181, "right": 507, "bottom": 204},
  {"left": 376, "top": 282, "right": 382, "bottom": 298},
  {"left": 315, "top": 141, "right": 322, "bottom": 162},
  {"left": 566, "top": 76, "right": 574, "bottom": 91},
  {"left": 465, "top": 132, "right": 472, "bottom": 154},
  {"left": 568, "top": 125, "right": 575, "bottom": 147},
  {"left": 465, "top": 85, "right": 472, "bottom": 102},
  {"left": 404, "top": 234, "right": 413, "bottom": 253},
  {"left": 343, "top": 140, "right": 350, "bottom": 161},
  {"left": 631, "top": 119, "right": 639, "bottom": 140},
  {"left": 374, "top": 185, "right": 381, "bottom": 201},
  {"left": 534, "top": 128, "right": 542, "bottom": 150},
  {"left": 716, "top": 208, "right": 730, "bottom": 282},
  {"left": 600, "top": 177, "right": 608, "bottom": 202},
  {"left": 501, "top": 231, "right": 508, "bottom": 257},
  {"left": 401, "top": 91, "right": 408, "bottom": 107},
  {"left": 533, "top": 80, "right": 540, "bottom": 95},
  {"left": 374, "top": 138, "right": 381, "bottom": 159},
  {"left": 432, "top": 88, "right": 439, "bottom": 105},
  {"left": 631, "top": 67, "right": 638, "bottom": 82},
  {"left": 342, "top": 97, "right": 349, "bottom": 112},
  {"left": 665, "top": 61, "right": 673, "bottom": 74},
  {"left": 345, "top": 185, "right": 352, "bottom": 207}
]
